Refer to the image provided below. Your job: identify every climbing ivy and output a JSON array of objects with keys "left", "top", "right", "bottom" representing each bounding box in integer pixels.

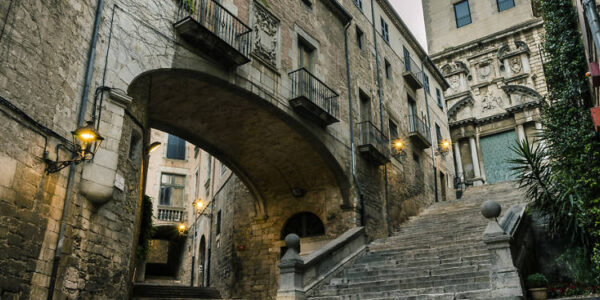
[
  {"left": 136, "top": 195, "right": 155, "bottom": 261},
  {"left": 510, "top": 0, "right": 600, "bottom": 282}
]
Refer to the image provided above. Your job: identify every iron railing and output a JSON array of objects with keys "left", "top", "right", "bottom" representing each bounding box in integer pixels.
[
  {"left": 497, "top": 0, "right": 515, "bottom": 12},
  {"left": 177, "top": 0, "right": 252, "bottom": 58},
  {"left": 157, "top": 206, "right": 186, "bottom": 222},
  {"left": 408, "top": 115, "right": 431, "bottom": 144},
  {"left": 289, "top": 68, "right": 340, "bottom": 119},
  {"left": 358, "top": 121, "right": 390, "bottom": 158},
  {"left": 404, "top": 56, "right": 424, "bottom": 85}
]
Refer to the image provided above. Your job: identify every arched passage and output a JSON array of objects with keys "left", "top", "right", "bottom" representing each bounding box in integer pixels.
[{"left": 128, "top": 68, "right": 349, "bottom": 219}]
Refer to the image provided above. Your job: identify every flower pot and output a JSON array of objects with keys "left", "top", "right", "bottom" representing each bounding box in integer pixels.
[{"left": 529, "top": 287, "right": 547, "bottom": 300}]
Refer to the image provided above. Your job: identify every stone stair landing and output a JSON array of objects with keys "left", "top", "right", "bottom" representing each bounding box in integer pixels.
[{"left": 307, "top": 181, "right": 526, "bottom": 300}]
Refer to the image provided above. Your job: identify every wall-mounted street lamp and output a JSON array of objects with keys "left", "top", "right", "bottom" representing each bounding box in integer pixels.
[
  {"left": 178, "top": 223, "right": 187, "bottom": 234},
  {"left": 436, "top": 139, "right": 452, "bottom": 156},
  {"left": 392, "top": 138, "right": 406, "bottom": 159},
  {"left": 44, "top": 121, "right": 104, "bottom": 174},
  {"left": 147, "top": 141, "right": 162, "bottom": 154}
]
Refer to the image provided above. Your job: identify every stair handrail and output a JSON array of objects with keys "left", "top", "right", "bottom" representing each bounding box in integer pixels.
[{"left": 277, "top": 226, "right": 367, "bottom": 299}]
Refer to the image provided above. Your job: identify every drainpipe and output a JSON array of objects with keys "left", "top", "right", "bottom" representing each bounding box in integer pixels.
[
  {"left": 370, "top": 0, "right": 391, "bottom": 236},
  {"left": 47, "top": 0, "right": 104, "bottom": 299},
  {"left": 583, "top": 0, "right": 600, "bottom": 59},
  {"left": 343, "top": 16, "right": 365, "bottom": 226},
  {"left": 422, "top": 61, "right": 438, "bottom": 203}
]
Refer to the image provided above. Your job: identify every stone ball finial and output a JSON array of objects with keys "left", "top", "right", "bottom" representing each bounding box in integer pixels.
[
  {"left": 284, "top": 233, "right": 300, "bottom": 251},
  {"left": 481, "top": 200, "right": 501, "bottom": 219}
]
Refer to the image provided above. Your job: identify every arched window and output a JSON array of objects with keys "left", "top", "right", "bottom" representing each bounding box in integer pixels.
[{"left": 280, "top": 212, "right": 325, "bottom": 240}]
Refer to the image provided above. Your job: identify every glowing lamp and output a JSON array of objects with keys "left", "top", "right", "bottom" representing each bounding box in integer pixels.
[
  {"left": 178, "top": 223, "right": 186, "bottom": 234},
  {"left": 147, "top": 142, "right": 162, "bottom": 154}
]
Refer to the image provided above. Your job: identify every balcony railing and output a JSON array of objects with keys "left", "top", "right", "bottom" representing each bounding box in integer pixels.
[
  {"left": 408, "top": 115, "right": 432, "bottom": 149},
  {"left": 403, "top": 56, "right": 424, "bottom": 90},
  {"left": 157, "top": 206, "right": 186, "bottom": 222},
  {"left": 174, "top": 0, "right": 252, "bottom": 66},
  {"left": 358, "top": 121, "right": 390, "bottom": 165},
  {"left": 289, "top": 68, "right": 340, "bottom": 126}
]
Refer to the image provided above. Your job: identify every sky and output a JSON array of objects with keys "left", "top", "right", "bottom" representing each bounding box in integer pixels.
[{"left": 389, "top": 0, "right": 428, "bottom": 53}]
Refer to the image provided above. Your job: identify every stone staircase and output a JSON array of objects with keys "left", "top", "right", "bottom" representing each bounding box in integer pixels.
[
  {"left": 132, "top": 283, "right": 222, "bottom": 299},
  {"left": 307, "top": 181, "right": 527, "bottom": 300}
]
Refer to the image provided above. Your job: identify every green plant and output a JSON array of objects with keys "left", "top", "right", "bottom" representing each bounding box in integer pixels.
[
  {"left": 181, "top": 0, "right": 196, "bottom": 14},
  {"left": 510, "top": 0, "right": 600, "bottom": 282},
  {"left": 527, "top": 273, "right": 548, "bottom": 288},
  {"left": 136, "top": 195, "right": 155, "bottom": 261},
  {"left": 556, "top": 247, "right": 597, "bottom": 284}
]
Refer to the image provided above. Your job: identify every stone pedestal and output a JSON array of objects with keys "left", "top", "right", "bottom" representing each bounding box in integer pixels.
[
  {"left": 483, "top": 219, "right": 525, "bottom": 299},
  {"left": 277, "top": 234, "right": 306, "bottom": 300}
]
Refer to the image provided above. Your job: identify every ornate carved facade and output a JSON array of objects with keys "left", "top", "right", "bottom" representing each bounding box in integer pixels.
[{"left": 426, "top": 5, "right": 547, "bottom": 185}]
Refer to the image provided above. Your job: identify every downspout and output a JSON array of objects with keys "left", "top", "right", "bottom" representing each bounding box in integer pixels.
[
  {"left": 343, "top": 17, "right": 365, "bottom": 226},
  {"left": 47, "top": 0, "right": 105, "bottom": 299},
  {"left": 370, "top": 0, "right": 391, "bottom": 236},
  {"left": 583, "top": 0, "right": 600, "bottom": 59},
  {"left": 422, "top": 61, "right": 438, "bottom": 203}
]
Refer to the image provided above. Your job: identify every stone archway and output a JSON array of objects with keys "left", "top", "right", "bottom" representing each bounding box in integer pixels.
[{"left": 128, "top": 68, "right": 349, "bottom": 219}]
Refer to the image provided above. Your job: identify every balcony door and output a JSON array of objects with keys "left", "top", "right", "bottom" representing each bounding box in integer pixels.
[
  {"left": 408, "top": 97, "right": 417, "bottom": 132},
  {"left": 298, "top": 39, "right": 316, "bottom": 103}
]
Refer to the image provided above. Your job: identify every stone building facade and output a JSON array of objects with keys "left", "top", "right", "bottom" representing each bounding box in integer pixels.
[
  {"left": 423, "top": 0, "right": 547, "bottom": 186},
  {"left": 0, "top": 0, "right": 454, "bottom": 299}
]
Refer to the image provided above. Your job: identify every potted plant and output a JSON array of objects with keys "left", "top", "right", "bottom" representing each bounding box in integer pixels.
[{"left": 527, "top": 273, "right": 548, "bottom": 300}]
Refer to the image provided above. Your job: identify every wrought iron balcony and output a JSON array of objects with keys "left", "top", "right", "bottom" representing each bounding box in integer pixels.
[
  {"left": 289, "top": 68, "right": 340, "bottom": 127},
  {"left": 157, "top": 206, "right": 186, "bottom": 223},
  {"left": 174, "top": 0, "right": 252, "bottom": 66},
  {"left": 408, "top": 115, "right": 431, "bottom": 149},
  {"left": 358, "top": 121, "right": 390, "bottom": 165},
  {"left": 403, "top": 56, "right": 424, "bottom": 90}
]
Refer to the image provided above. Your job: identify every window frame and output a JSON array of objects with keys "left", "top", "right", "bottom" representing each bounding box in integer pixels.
[
  {"left": 423, "top": 73, "right": 430, "bottom": 94},
  {"left": 388, "top": 118, "right": 399, "bottom": 141},
  {"left": 384, "top": 59, "right": 391, "bottom": 80},
  {"left": 436, "top": 88, "right": 444, "bottom": 110},
  {"left": 166, "top": 134, "right": 186, "bottom": 160},
  {"left": 356, "top": 26, "right": 364, "bottom": 50},
  {"left": 159, "top": 173, "right": 186, "bottom": 207},
  {"left": 380, "top": 17, "right": 390, "bottom": 43},
  {"left": 454, "top": 0, "right": 472, "bottom": 28},
  {"left": 353, "top": 0, "right": 362, "bottom": 11},
  {"left": 497, "top": 0, "right": 515, "bottom": 12}
]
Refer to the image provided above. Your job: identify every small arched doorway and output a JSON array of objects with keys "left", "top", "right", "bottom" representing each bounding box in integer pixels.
[{"left": 198, "top": 235, "right": 206, "bottom": 287}]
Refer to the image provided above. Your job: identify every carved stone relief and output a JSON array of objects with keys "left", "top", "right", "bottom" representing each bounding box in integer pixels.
[
  {"left": 481, "top": 92, "right": 503, "bottom": 112},
  {"left": 509, "top": 57, "right": 522, "bottom": 74},
  {"left": 252, "top": 2, "right": 280, "bottom": 68},
  {"left": 478, "top": 62, "right": 492, "bottom": 80},
  {"left": 449, "top": 75, "right": 461, "bottom": 92}
]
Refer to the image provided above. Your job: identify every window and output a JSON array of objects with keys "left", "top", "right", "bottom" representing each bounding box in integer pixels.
[
  {"left": 380, "top": 17, "right": 389, "bottom": 43},
  {"left": 159, "top": 173, "right": 185, "bottom": 207},
  {"left": 424, "top": 74, "right": 430, "bottom": 94},
  {"left": 403, "top": 46, "right": 411, "bottom": 72},
  {"left": 359, "top": 90, "right": 371, "bottom": 123},
  {"left": 166, "top": 134, "right": 186, "bottom": 160},
  {"left": 356, "top": 26, "right": 364, "bottom": 50},
  {"left": 353, "top": 0, "right": 362, "bottom": 10},
  {"left": 454, "top": 0, "right": 472, "bottom": 28},
  {"left": 385, "top": 59, "right": 391, "bottom": 80},
  {"left": 298, "top": 38, "right": 315, "bottom": 71},
  {"left": 389, "top": 119, "right": 399, "bottom": 140},
  {"left": 216, "top": 210, "right": 222, "bottom": 235},
  {"left": 436, "top": 88, "right": 443, "bottom": 109},
  {"left": 281, "top": 212, "right": 325, "bottom": 239},
  {"left": 435, "top": 123, "right": 442, "bottom": 144},
  {"left": 497, "top": 0, "right": 515, "bottom": 12}
]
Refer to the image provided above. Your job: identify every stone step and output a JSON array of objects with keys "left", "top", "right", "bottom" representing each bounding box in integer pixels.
[
  {"left": 132, "top": 284, "right": 221, "bottom": 299},
  {"left": 306, "top": 182, "right": 526, "bottom": 299}
]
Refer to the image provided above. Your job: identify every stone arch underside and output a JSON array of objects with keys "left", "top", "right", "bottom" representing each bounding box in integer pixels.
[{"left": 128, "top": 69, "right": 349, "bottom": 219}]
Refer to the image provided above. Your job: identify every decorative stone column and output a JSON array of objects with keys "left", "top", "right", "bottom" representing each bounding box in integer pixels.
[
  {"left": 277, "top": 234, "right": 305, "bottom": 300},
  {"left": 516, "top": 124, "right": 526, "bottom": 142},
  {"left": 481, "top": 201, "right": 525, "bottom": 299},
  {"left": 535, "top": 122, "right": 546, "bottom": 149},
  {"left": 469, "top": 137, "right": 484, "bottom": 186},
  {"left": 453, "top": 141, "right": 464, "bottom": 181}
]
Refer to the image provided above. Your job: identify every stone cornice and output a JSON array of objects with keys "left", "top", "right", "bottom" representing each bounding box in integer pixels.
[
  {"left": 430, "top": 19, "right": 544, "bottom": 61},
  {"left": 444, "top": 90, "right": 471, "bottom": 101},
  {"left": 501, "top": 85, "right": 544, "bottom": 101},
  {"left": 449, "top": 100, "right": 542, "bottom": 129}
]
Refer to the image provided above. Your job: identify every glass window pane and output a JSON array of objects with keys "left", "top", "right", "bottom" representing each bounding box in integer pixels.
[
  {"left": 171, "top": 187, "right": 184, "bottom": 207},
  {"left": 498, "top": 0, "right": 515, "bottom": 12},
  {"left": 173, "top": 175, "right": 185, "bottom": 185},
  {"left": 454, "top": 1, "right": 472, "bottom": 28}
]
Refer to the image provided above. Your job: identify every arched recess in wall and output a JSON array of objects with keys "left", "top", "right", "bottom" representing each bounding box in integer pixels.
[
  {"left": 280, "top": 212, "right": 325, "bottom": 240},
  {"left": 127, "top": 68, "right": 350, "bottom": 220}
]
